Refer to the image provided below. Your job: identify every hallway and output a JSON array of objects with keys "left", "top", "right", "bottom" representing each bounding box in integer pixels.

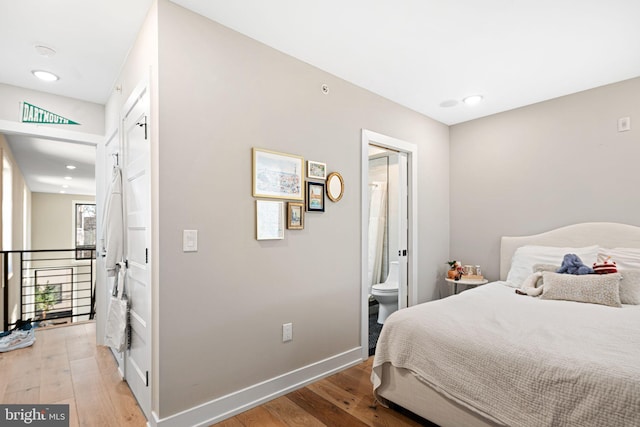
[{"left": 0, "top": 322, "right": 146, "bottom": 426}]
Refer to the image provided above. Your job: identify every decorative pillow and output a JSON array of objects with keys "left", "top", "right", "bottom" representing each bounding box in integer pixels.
[
  {"left": 540, "top": 272, "right": 622, "bottom": 307},
  {"left": 599, "top": 248, "right": 640, "bottom": 270},
  {"left": 619, "top": 269, "right": 640, "bottom": 305},
  {"left": 506, "top": 245, "right": 599, "bottom": 287}
]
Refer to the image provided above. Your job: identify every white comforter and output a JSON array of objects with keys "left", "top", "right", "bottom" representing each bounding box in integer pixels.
[{"left": 372, "top": 282, "right": 640, "bottom": 427}]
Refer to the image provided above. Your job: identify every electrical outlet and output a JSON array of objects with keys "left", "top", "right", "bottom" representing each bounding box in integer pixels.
[{"left": 282, "top": 323, "right": 293, "bottom": 342}]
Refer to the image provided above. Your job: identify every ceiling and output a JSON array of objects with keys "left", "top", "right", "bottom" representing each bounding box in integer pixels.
[{"left": 2, "top": 0, "right": 640, "bottom": 194}]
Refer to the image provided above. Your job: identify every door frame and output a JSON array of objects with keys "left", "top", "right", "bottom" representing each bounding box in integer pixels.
[
  {"left": 0, "top": 120, "right": 104, "bottom": 337},
  {"left": 360, "top": 129, "right": 418, "bottom": 360}
]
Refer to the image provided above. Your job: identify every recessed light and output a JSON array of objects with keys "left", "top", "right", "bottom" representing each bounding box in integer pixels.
[
  {"left": 64, "top": 176, "right": 72, "bottom": 180},
  {"left": 463, "top": 95, "right": 484, "bottom": 106},
  {"left": 66, "top": 165, "right": 76, "bottom": 170},
  {"left": 62, "top": 184, "right": 69, "bottom": 189},
  {"left": 32, "top": 70, "right": 59, "bottom": 82},
  {"left": 59, "top": 190, "right": 66, "bottom": 194}
]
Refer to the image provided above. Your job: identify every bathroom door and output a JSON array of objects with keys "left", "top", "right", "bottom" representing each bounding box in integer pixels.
[{"left": 396, "top": 152, "right": 409, "bottom": 309}]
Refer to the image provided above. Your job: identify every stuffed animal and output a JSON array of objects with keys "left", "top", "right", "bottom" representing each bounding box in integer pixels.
[
  {"left": 556, "top": 253, "right": 594, "bottom": 275},
  {"left": 593, "top": 255, "right": 618, "bottom": 274},
  {"left": 516, "top": 271, "right": 544, "bottom": 296}
]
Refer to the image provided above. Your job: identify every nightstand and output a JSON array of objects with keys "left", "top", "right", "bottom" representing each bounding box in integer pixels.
[{"left": 445, "top": 278, "right": 489, "bottom": 295}]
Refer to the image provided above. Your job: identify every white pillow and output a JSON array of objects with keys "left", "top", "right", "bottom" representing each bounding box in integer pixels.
[
  {"left": 619, "top": 269, "right": 640, "bottom": 305},
  {"left": 598, "top": 247, "right": 640, "bottom": 270},
  {"left": 506, "top": 245, "right": 599, "bottom": 287}
]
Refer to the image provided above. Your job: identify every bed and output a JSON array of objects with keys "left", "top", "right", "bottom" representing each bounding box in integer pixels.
[{"left": 371, "top": 222, "right": 640, "bottom": 427}]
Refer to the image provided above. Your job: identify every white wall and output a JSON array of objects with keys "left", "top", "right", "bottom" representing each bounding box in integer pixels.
[
  {"left": 31, "top": 193, "right": 95, "bottom": 250},
  {"left": 152, "top": 0, "right": 449, "bottom": 420},
  {"left": 0, "top": 135, "right": 31, "bottom": 326},
  {"left": 450, "top": 77, "right": 640, "bottom": 281},
  {"left": 0, "top": 83, "right": 104, "bottom": 135}
]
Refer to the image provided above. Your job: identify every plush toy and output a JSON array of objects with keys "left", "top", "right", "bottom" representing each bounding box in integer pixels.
[
  {"left": 593, "top": 255, "right": 618, "bottom": 274},
  {"left": 516, "top": 271, "right": 544, "bottom": 296},
  {"left": 556, "top": 253, "right": 594, "bottom": 275}
]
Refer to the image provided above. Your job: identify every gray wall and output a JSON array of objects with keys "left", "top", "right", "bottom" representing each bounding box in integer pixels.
[
  {"left": 155, "top": 0, "right": 449, "bottom": 418},
  {"left": 450, "top": 77, "right": 640, "bottom": 281}
]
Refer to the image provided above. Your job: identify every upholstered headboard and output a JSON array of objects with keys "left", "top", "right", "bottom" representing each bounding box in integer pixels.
[{"left": 500, "top": 222, "right": 640, "bottom": 280}]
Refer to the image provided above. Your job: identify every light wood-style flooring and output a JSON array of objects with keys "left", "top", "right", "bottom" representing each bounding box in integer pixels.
[
  {"left": 1, "top": 323, "right": 431, "bottom": 426},
  {"left": 212, "top": 357, "right": 432, "bottom": 427},
  {"left": 0, "top": 322, "right": 147, "bottom": 427}
]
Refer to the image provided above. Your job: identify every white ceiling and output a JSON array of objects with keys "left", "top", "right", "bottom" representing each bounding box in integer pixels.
[
  {"left": 2, "top": 0, "right": 640, "bottom": 194},
  {"left": 6, "top": 136, "right": 96, "bottom": 196}
]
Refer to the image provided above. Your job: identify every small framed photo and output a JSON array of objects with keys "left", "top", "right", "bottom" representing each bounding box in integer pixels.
[
  {"left": 306, "top": 181, "right": 325, "bottom": 212},
  {"left": 253, "top": 148, "right": 304, "bottom": 200},
  {"left": 287, "top": 202, "right": 304, "bottom": 230},
  {"left": 307, "top": 160, "right": 327, "bottom": 180},
  {"left": 256, "top": 200, "right": 285, "bottom": 240}
]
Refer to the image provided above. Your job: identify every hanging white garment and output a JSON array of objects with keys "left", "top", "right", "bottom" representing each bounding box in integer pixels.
[
  {"left": 103, "top": 166, "right": 124, "bottom": 277},
  {"left": 367, "top": 182, "right": 387, "bottom": 289}
]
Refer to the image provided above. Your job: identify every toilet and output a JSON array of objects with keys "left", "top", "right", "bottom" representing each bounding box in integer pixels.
[{"left": 372, "top": 261, "right": 399, "bottom": 324}]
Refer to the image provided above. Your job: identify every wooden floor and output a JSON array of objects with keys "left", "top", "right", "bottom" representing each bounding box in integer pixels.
[
  {"left": 0, "top": 322, "right": 147, "bottom": 427},
  {"left": 212, "top": 357, "right": 432, "bottom": 427},
  {"left": 1, "top": 323, "right": 431, "bottom": 426}
]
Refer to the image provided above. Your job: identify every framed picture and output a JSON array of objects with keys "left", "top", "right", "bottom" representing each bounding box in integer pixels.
[
  {"left": 287, "top": 202, "right": 304, "bottom": 230},
  {"left": 307, "top": 160, "right": 327, "bottom": 180},
  {"left": 253, "top": 148, "right": 304, "bottom": 200},
  {"left": 306, "top": 181, "right": 325, "bottom": 212},
  {"left": 256, "top": 200, "right": 285, "bottom": 240}
]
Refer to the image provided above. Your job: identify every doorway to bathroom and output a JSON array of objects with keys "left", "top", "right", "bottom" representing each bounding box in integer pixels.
[{"left": 360, "top": 129, "right": 418, "bottom": 359}]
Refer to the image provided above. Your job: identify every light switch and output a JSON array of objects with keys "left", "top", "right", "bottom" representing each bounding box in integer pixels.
[{"left": 183, "top": 230, "right": 198, "bottom": 252}]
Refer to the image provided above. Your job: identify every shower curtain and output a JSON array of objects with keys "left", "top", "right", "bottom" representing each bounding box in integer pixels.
[{"left": 368, "top": 182, "right": 387, "bottom": 290}]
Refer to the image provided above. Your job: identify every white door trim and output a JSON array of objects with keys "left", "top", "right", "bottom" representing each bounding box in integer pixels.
[
  {"left": 0, "top": 119, "right": 104, "bottom": 341},
  {"left": 360, "top": 129, "right": 418, "bottom": 360},
  {"left": 0, "top": 119, "right": 102, "bottom": 145}
]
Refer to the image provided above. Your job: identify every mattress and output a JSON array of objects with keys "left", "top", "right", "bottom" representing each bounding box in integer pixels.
[{"left": 372, "top": 282, "right": 640, "bottom": 427}]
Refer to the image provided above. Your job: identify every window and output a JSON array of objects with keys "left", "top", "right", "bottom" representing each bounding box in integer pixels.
[{"left": 75, "top": 203, "right": 96, "bottom": 260}]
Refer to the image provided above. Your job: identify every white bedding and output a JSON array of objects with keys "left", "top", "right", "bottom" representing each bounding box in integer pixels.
[{"left": 372, "top": 282, "right": 640, "bottom": 427}]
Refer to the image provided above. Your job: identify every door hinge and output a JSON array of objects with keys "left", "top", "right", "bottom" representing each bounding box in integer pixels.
[
  {"left": 145, "top": 371, "right": 149, "bottom": 387},
  {"left": 136, "top": 116, "right": 148, "bottom": 140},
  {"left": 145, "top": 248, "right": 148, "bottom": 264}
]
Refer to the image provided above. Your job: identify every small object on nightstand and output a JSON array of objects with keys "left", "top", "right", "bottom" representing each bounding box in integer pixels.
[{"left": 446, "top": 260, "right": 460, "bottom": 279}]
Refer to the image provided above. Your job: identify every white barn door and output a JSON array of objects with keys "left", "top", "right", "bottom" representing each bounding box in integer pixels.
[{"left": 122, "top": 85, "right": 152, "bottom": 419}]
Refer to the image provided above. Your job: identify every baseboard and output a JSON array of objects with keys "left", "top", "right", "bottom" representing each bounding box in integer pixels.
[{"left": 149, "top": 346, "right": 363, "bottom": 427}]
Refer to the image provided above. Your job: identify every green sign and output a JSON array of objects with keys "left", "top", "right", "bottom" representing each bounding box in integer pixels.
[{"left": 21, "top": 102, "right": 80, "bottom": 125}]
